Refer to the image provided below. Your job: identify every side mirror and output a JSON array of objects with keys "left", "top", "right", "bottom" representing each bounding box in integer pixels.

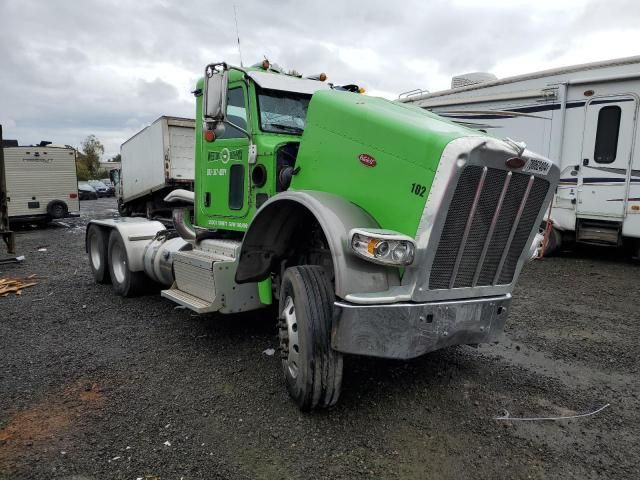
[{"left": 204, "top": 63, "right": 229, "bottom": 121}]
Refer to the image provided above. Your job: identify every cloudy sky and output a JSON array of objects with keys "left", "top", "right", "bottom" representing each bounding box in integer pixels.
[{"left": 1, "top": 0, "right": 639, "bottom": 158}]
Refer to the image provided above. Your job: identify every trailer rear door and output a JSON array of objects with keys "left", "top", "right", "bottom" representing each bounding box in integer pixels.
[{"left": 578, "top": 95, "right": 637, "bottom": 219}]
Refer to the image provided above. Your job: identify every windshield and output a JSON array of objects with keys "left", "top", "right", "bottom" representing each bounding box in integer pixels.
[{"left": 257, "top": 88, "right": 311, "bottom": 135}]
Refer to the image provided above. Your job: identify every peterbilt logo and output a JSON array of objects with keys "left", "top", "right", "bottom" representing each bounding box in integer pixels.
[{"left": 358, "top": 153, "right": 376, "bottom": 167}]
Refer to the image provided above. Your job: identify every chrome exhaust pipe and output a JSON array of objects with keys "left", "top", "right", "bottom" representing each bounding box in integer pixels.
[{"left": 172, "top": 207, "right": 196, "bottom": 242}]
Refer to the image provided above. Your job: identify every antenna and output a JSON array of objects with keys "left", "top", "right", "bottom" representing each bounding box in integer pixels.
[{"left": 233, "top": 5, "right": 243, "bottom": 67}]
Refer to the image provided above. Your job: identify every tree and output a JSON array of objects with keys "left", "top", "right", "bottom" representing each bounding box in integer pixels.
[
  {"left": 110, "top": 153, "right": 121, "bottom": 163},
  {"left": 76, "top": 135, "right": 104, "bottom": 180}
]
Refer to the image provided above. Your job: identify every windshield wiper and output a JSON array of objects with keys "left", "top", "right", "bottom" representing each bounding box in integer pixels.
[{"left": 267, "top": 123, "right": 304, "bottom": 134}]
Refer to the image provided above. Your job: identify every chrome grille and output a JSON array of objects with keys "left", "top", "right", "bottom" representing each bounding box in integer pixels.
[{"left": 429, "top": 165, "right": 549, "bottom": 289}]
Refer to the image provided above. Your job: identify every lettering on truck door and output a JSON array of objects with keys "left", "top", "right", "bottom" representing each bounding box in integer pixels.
[
  {"left": 577, "top": 95, "right": 638, "bottom": 219},
  {"left": 199, "top": 85, "right": 250, "bottom": 220}
]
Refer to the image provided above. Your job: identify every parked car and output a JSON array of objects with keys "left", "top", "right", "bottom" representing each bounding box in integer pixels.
[
  {"left": 88, "top": 180, "right": 110, "bottom": 197},
  {"left": 78, "top": 182, "right": 98, "bottom": 200},
  {"left": 98, "top": 179, "right": 115, "bottom": 196}
]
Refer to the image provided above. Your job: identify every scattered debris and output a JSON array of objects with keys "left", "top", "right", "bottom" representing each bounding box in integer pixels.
[
  {"left": 37, "top": 248, "right": 47, "bottom": 252},
  {"left": 0, "top": 255, "right": 25, "bottom": 265},
  {"left": 174, "top": 306, "right": 186, "bottom": 310},
  {"left": 163, "top": 441, "right": 171, "bottom": 447},
  {"left": 495, "top": 403, "right": 610, "bottom": 421},
  {"left": 0, "top": 274, "right": 40, "bottom": 297},
  {"left": 262, "top": 348, "right": 276, "bottom": 356}
]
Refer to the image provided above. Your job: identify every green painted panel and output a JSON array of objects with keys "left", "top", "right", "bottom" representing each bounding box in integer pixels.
[{"left": 291, "top": 91, "right": 479, "bottom": 236}]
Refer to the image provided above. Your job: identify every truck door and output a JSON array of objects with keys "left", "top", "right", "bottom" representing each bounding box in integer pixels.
[
  {"left": 577, "top": 95, "right": 638, "bottom": 219},
  {"left": 199, "top": 84, "right": 250, "bottom": 221}
]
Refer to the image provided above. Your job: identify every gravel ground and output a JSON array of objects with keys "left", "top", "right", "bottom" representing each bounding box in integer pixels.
[{"left": 1, "top": 198, "right": 638, "bottom": 480}]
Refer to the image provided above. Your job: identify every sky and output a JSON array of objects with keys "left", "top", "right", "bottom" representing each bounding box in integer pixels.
[{"left": 1, "top": 0, "right": 639, "bottom": 159}]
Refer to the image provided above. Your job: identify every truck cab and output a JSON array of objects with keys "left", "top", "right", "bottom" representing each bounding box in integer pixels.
[
  {"left": 194, "top": 63, "right": 330, "bottom": 232},
  {"left": 86, "top": 61, "right": 559, "bottom": 410}
]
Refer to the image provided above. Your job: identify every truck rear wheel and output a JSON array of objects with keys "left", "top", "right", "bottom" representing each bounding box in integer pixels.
[
  {"left": 87, "top": 225, "right": 110, "bottom": 284},
  {"left": 107, "top": 230, "right": 146, "bottom": 297},
  {"left": 278, "top": 265, "right": 343, "bottom": 410}
]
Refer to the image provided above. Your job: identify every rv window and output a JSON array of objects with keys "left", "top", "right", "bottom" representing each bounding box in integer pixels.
[{"left": 593, "top": 105, "right": 621, "bottom": 164}]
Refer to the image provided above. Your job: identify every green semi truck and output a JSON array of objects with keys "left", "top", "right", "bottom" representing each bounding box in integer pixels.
[{"left": 86, "top": 61, "right": 559, "bottom": 409}]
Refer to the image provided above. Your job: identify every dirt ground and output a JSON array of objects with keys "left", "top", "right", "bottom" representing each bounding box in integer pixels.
[{"left": 0, "top": 198, "right": 638, "bottom": 480}]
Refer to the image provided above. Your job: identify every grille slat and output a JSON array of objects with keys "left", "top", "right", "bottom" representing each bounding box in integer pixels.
[{"left": 428, "top": 166, "right": 549, "bottom": 290}]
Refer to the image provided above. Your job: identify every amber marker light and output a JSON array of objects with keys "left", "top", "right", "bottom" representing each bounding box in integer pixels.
[
  {"left": 506, "top": 157, "right": 526, "bottom": 169},
  {"left": 319, "top": 73, "right": 327, "bottom": 81},
  {"left": 367, "top": 238, "right": 379, "bottom": 255}
]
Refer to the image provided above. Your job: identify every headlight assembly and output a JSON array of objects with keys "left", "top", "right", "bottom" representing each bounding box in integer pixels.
[{"left": 349, "top": 228, "right": 416, "bottom": 266}]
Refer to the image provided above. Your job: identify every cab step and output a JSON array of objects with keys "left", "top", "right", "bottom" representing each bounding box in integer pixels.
[
  {"left": 161, "top": 238, "right": 263, "bottom": 315},
  {"left": 161, "top": 288, "right": 217, "bottom": 314}
]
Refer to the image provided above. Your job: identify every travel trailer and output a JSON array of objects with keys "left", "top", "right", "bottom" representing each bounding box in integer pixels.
[
  {"left": 2, "top": 143, "right": 80, "bottom": 222},
  {"left": 400, "top": 56, "right": 640, "bottom": 255}
]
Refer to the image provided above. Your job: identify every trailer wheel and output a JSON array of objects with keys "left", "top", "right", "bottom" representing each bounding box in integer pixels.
[
  {"left": 278, "top": 265, "right": 343, "bottom": 410},
  {"left": 107, "top": 230, "right": 146, "bottom": 297},
  {"left": 47, "top": 200, "right": 68, "bottom": 219},
  {"left": 542, "top": 226, "right": 563, "bottom": 257},
  {"left": 87, "top": 225, "right": 111, "bottom": 284}
]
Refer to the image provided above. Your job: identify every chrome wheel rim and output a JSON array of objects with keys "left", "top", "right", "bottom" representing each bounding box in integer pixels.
[
  {"left": 111, "top": 242, "right": 127, "bottom": 284},
  {"left": 282, "top": 296, "right": 300, "bottom": 379},
  {"left": 89, "top": 234, "right": 101, "bottom": 270}
]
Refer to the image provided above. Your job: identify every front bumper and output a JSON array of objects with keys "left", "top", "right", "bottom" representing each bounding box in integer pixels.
[{"left": 331, "top": 294, "right": 511, "bottom": 359}]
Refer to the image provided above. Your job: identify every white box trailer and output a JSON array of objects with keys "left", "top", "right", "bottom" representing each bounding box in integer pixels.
[
  {"left": 400, "top": 56, "right": 640, "bottom": 254},
  {"left": 3, "top": 145, "right": 79, "bottom": 222},
  {"left": 116, "top": 116, "right": 194, "bottom": 217}
]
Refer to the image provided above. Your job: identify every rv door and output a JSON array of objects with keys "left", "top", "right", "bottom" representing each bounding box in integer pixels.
[{"left": 577, "top": 95, "right": 637, "bottom": 219}]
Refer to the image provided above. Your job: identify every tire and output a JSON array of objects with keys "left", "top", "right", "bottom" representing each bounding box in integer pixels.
[
  {"left": 278, "top": 265, "right": 343, "bottom": 410},
  {"left": 87, "top": 225, "right": 111, "bottom": 284},
  {"left": 542, "top": 225, "right": 563, "bottom": 257},
  {"left": 118, "top": 200, "right": 131, "bottom": 217},
  {"left": 107, "top": 230, "right": 146, "bottom": 297},
  {"left": 47, "top": 201, "right": 68, "bottom": 219}
]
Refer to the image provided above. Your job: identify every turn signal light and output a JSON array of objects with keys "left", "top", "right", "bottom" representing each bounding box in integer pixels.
[
  {"left": 319, "top": 73, "right": 327, "bottom": 81},
  {"left": 204, "top": 130, "right": 216, "bottom": 142}
]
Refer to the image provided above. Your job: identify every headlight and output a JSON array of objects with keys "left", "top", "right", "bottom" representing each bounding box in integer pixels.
[{"left": 349, "top": 229, "right": 416, "bottom": 266}]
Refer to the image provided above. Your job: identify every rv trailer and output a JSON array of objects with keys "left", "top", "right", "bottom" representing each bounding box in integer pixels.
[
  {"left": 400, "top": 56, "right": 640, "bottom": 255},
  {"left": 3, "top": 144, "right": 80, "bottom": 223}
]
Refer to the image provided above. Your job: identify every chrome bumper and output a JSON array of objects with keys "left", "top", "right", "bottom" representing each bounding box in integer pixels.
[{"left": 331, "top": 294, "right": 511, "bottom": 359}]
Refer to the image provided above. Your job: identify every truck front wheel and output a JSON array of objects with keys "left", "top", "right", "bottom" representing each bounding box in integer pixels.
[
  {"left": 107, "top": 230, "right": 146, "bottom": 297},
  {"left": 278, "top": 266, "right": 343, "bottom": 410}
]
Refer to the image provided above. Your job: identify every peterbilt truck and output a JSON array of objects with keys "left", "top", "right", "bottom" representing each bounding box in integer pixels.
[{"left": 86, "top": 61, "right": 559, "bottom": 410}]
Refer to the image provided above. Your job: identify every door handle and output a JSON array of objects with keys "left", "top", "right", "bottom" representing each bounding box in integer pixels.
[
  {"left": 582, "top": 158, "right": 589, "bottom": 166},
  {"left": 204, "top": 192, "right": 211, "bottom": 207}
]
